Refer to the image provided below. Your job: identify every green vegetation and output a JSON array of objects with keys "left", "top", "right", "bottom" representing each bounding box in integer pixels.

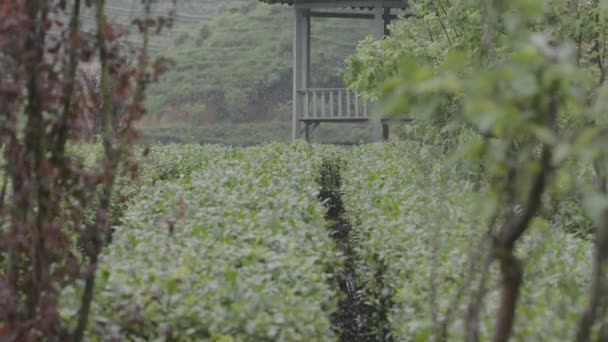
[
  {"left": 341, "top": 142, "right": 591, "bottom": 340},
  {"left": 137, "top": 123, "right": 294, "bottom": 146},
  {"left": 7, "top": 0, "right": 608, "bottom": 340},
  {"left": 61, "top": 143, "right": 340, "bottom": 340},
  {"left": 342, "top": 0, "right": 608, "bottom": 340},
  {"left": 53, "top": 140, "right": 595, "bottom": 340},
  {"left": 137, "top": 121, "right": 373, "bottom": 146}
]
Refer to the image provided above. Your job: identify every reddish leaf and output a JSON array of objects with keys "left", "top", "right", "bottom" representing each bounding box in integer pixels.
[{"left": 0, "top": 0, "right": 9, "bottom": 18}]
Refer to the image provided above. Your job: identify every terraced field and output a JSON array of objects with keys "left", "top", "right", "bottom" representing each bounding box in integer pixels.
[{"left": 76, "top": 0, "right": 249, "bottom": 55}]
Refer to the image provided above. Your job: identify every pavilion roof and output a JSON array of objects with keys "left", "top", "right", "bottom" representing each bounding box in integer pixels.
[{"left": 259, "top": 0, "right": 408, "bottom": 9}]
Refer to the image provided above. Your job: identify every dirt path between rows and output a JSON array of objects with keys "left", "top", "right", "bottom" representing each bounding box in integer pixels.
[{"left": 317, "top": 159, "right": 391, "bottom": 342}]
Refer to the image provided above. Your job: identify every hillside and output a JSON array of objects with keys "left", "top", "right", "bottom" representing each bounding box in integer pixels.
[
  {"left": 143, "top": 1, "right": 371, "bottom": 124},
  {"left": 81, "top": 0, "right": 248, "bottom": 54},
  {"left": 85, "top": 0, "right": 376, "bottom": 143}
]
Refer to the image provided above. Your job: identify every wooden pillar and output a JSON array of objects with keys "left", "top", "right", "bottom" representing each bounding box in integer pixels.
[
  {"left": 293, "top": 3, "right": 311, "bottom": 141},
  {"left": 382, "top": 122, "right": 389, "bottom": 140},
  {"left": 373, "top": 0, "right": 385, "bottom": 39},
  {"left": 372, "top": 0, "right": 385, "bottom": 141},
  {"left": 304, "top": 122, "right": 312, "bottom": 142},
  {"left": 384, "top": 8, "right": 391, "bottom": 36}
]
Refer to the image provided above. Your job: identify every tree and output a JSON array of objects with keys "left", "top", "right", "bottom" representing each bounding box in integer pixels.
[
  {"left": 345, "top": 0, "right": 608, "bottom": 340},
  {"left": 0, "top": 0, "right": 174, "bottom": 340}
]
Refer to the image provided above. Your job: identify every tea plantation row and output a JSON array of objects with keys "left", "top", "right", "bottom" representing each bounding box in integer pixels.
[
  {"left": 341, "top": 143, "right": 591, "bottom": 341},
  {"left": 62, "top": 143, "right": 340, "bottom": 340},
  {"left": 58, "top": 142, "right": 592, "bottom": 341}
]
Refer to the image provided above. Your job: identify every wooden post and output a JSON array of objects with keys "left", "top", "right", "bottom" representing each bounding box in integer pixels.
[
  {"left": 304, "top": 122, "right": 312, "bottom": 142},
  {"left": 293, "top": 2, "right": 310, "bottom": 140},
  {"left": 373, "top": 0, "right": 385, "bottom": 43},
  {"left": 384, "top": 8, "right": 391, "bottom": 36},
  {"left": 372, "top": 0, "right": 385, "bottom": 141},
  {"left": 380, "top": 7, "right": 392, "bottom": 141}
]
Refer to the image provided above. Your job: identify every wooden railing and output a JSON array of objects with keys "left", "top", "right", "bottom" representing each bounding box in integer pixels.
[{"left": 297, "top": 88, "right": 373, "bottom": 120}]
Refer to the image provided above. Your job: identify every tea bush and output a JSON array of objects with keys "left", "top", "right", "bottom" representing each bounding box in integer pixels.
[
  {"left": 341, "top": 142, "right": 592, "bottom": 341},
  {"left": 61, "top": 142, "right": 340, "bottom": 341},
  {"left": 53, "top": 141, "right": 597, "bottom": 341}
]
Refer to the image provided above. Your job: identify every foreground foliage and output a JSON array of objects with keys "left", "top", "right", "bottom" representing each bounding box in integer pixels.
[
  {"left": 341, "top": 142, "right": 592, "bottom": 341},
  {"left": 345, "top": 0, "right": 608, "bottom": 339},
  {"left": 0, "top": 0, "right": 174, "bottom": 339}
]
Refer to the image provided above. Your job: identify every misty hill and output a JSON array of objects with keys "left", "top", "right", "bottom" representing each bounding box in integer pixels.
[
  {"left": 143, "top": 1, "right": 371, "bottom": 124},
  {"left": 80, "top": 0, "right": 244, "bottom": 54},
  {"left": 90, "top": 0, "right": 375, "bottom": 143}
]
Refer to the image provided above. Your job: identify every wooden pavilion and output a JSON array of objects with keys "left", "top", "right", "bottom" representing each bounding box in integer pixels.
[{"left": 260, "top": 0, "right": 410, "bottom": 142}]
